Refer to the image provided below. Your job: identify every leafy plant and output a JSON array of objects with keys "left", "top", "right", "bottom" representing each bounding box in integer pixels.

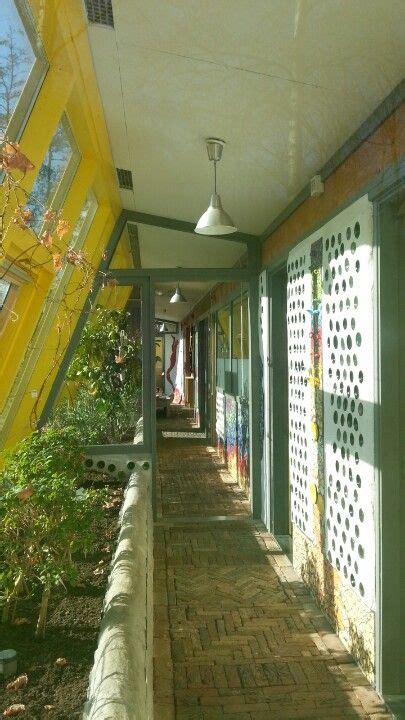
[
  {"left": 0, "top": 426, "right": 104, "bottom": 637},
  {"left": 52, "top": 306, "right": 142, "bottom": 444}
]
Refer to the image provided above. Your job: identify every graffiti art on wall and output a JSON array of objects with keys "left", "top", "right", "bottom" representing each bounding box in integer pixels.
[
  {"left": 216, "top": 391, "right": 250, "bottom": 495},
  {"left": 237, "top": 396, "right": 249, "bottom": 488}
]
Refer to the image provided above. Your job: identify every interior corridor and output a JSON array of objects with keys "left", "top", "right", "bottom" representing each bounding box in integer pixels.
[{"left": 153, "top": 432, "right": 392, "bottom": 720}]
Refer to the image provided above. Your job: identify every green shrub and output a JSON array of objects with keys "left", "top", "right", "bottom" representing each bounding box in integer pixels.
[
  {"left": 2, "top": 424, "right": 85, "bottom": 484},
  {"left": 0, "top": 426, "right": 104, "bottom": 637}
]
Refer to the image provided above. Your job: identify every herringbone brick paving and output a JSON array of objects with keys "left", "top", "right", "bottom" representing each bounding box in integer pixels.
[{"left": 154, "top": 416, "right": 391, "bottom": 719}]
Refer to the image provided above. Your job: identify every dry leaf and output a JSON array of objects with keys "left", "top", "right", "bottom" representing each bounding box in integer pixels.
[
  {"left": 55, "top": 657, "right": 68, "bottom": 667},
  {"left": 56, "top": 219, "right": 69, "bottom": 238},
  {"left": 40, "top": 231, "right": 53, "bottom": 248},
  {"left": 52, "top": 254, "right": 63, "bottom": 272},
  {"left": 65, "top": 249, "right": 83, "bottom": 267},
  {"left": 16, "top": 484, "right": 33, "bottom": 501},
  {"left": 103, "top": 501, "right": 115, "bottom": 510},
  {"left": 6, "top": 675, "right": 28, "bottom": 692},
  {"left": 3, "top": 706, "right": 26, "bottom": 717},
  {"left": 93, "top": 567, "right": 104, "bottom": 576},
  {"left": 12, "top": 208, "right": 32, "bottom": 229},
  {"left": 43, "top": 706, "right": 55, "bottom": 712},
  {"left": 13, "top": 618, "right": 30, "bottom": 626},
  {"left": 114, "top": 355, "right": 125, "bottom": 364},
  {"left": 1, "top": 142, "right": 34, "bottom": 173}
]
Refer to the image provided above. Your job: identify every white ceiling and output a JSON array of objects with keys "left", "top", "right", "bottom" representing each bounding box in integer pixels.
[
  {"left": 137, "top": 225, "right": 245, "bottom": 268},
  {"left": 86, "top": 0, "right": 404, "bottom": 239},
  {"left": 154, "top": 281, "right": 215, "bottom": 322}
]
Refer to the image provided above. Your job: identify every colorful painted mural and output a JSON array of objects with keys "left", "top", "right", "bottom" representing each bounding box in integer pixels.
[{"left": 216, "top": 390, "right": 249, "bottom": 495}]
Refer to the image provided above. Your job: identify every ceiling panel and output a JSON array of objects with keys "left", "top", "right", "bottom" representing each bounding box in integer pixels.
[
  {"left": 137, "top": 225, "right": 245, "bottom": 268},
  {"left": 86, "top": 1, "right": 404, "bottom": 235}
]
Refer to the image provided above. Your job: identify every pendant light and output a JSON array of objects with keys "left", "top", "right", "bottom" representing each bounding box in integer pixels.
[
  {"left": 170, "top": 285, "right": 187, "bottom": 303},
  {"left": 195, "top": 138, "right": 237, "bottom": 236}
]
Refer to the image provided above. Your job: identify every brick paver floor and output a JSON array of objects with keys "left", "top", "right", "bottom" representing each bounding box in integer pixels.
[{"left": 154, "top": 432, "right": 392, "bottom": 720}]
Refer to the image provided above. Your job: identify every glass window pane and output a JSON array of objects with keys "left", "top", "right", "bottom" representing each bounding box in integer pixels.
[
  {"left": 216, "top": 306, "right": 230, "bottom": 391},
  {"left": 70, "top": 194, "right": 95, "bottom": 247},
  {"left": 231, "top": 298, "right": 242, "bottom": 395},
  {"left": 0, "top": 279, "right": 11, "bottom": 308},
  {"left": 0, "top": 0, "right": 36, "bottom": 135},
  {"left": 230, "top": 295, "right": 249, "bottom": 398},
  {"left": 155, "top": 335, "right": 164, "bottom": 394},
  {"left": 27, "top": 119, "right": 74, "bottom": 232},
  {"left": 51, "top": 284, "right": 144, "bottom": 446}
]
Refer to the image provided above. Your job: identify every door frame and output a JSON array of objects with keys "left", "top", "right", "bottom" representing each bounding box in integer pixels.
[
  {"left": 267, "top": 263, "right": 291, "bottom": 546},
  {"left": 371, "top": 178, "right": 405, "bottom": 705}
]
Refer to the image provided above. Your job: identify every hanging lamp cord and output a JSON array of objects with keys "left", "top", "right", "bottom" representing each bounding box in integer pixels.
[{"left": 214, "top": 159, "right": 217, "bottom": 195}]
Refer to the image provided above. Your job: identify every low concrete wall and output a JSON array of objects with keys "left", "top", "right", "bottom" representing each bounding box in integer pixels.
[{"left": 83, "top": 458, "right": 153, "bottom": 720}]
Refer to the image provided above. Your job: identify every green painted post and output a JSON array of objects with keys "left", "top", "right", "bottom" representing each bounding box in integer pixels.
[
  {"left": 248, "top": 242, "right": 262, "bottom": 518},
  {"left": 107, "top": 268, "right": 253, "bottom": 282},
  {"left": 140, "top": 277, "right": 157, "bottom": 514},
  {"left": 248, "top": 275, "right": 262, "bottom": 518}
]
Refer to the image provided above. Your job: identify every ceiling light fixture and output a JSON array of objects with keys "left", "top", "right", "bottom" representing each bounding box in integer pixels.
[
  {"left": 195, "top": 138, "right": 237, "bottom": 236},
  {"left": 170, "top": 285, "right": 187, "bottom": 304}
]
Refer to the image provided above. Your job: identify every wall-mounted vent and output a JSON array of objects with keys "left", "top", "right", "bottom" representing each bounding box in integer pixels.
[
  {"left": 84, "top": 0, "right": 114, "bottom": 27},
  {"left": 116, "top": 167, "right": 133, "bottom": 190}
]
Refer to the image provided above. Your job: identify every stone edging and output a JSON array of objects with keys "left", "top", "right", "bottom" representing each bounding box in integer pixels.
[{"left": 82, "top": 459, "right": 153, "bottom": 720}]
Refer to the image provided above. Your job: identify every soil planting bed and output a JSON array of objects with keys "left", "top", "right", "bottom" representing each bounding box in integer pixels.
[{"left": 0, "top": 477, "right": 124, "bottom": 719}]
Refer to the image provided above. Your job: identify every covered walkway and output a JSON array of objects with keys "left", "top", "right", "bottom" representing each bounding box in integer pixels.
[{"left": 153, "top": 434, "right": 391, "bottom": 720}]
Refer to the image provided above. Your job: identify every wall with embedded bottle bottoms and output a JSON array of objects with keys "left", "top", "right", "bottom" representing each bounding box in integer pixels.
[{"left": 286, "top": 195, "right": 376, "bottom": 680}]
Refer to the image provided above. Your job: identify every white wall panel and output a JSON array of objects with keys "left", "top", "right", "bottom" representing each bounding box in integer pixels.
[
  {"left": 322, "top": 196, "right": 375, "bottom": 608},
  {"left": 287, "top": 240, "right": 314, "bottom": 540},
  {"left": 286, "top": 195, "right": 375, "bottom": 609}
]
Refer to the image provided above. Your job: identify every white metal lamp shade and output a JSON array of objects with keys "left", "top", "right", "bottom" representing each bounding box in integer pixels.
[
  {"left": 170, "top": 285, "right": 187, "bottom": 303},
  {"left": 195, "top": 138, "right": 237, "bottom": 236},
  {"left": 195, "top": 193, "right": 237, "bottom": 235}
]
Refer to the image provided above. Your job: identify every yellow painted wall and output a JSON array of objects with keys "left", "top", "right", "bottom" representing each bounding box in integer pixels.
[{"left": 0, "top": 0, "right": 122, "bottom": 448}]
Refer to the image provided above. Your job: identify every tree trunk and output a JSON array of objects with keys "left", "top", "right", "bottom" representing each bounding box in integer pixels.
[{"left": 35, "top": 585, "right": 51, "bottom": 639}]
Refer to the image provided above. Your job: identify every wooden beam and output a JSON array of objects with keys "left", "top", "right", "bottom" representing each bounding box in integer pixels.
[
  {"left": 108, "top": 267, "right": 253, "bottom": 282},
  {"left": 124, "top": 210, "right": 259, "bottom": 246}
]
